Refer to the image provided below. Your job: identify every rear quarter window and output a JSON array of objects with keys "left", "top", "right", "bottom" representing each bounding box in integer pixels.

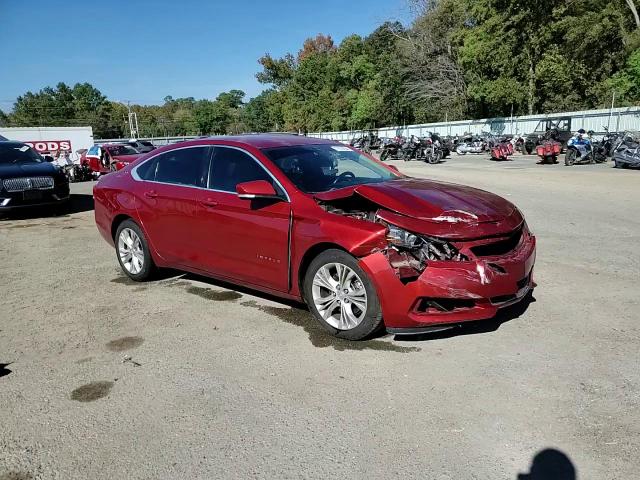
[{"left": 135, "top": 158, "right": 158, "bottom": 181}]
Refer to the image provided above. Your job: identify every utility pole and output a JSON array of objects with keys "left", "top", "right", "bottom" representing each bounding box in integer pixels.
[
  {"left": 126, "top": 101, "right": 139, "bottom": 140},
  {"left": 510, "top": 104, "right": 514, "bottom": 135},
  {"left": 608, "top": 91, "right": 616, "bottom": 132}
]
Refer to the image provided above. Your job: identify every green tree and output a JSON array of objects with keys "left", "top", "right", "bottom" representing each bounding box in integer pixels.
[{"left": 256, "top": 53, "right": 296, "bottom": 87}]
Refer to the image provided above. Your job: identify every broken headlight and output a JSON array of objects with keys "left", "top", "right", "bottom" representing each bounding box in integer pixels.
[
  {"left": 384, "top": 222, "right": 467, "bottom": 262},
  {"left": 386, "top": 224, "right": 422, "bottom": 248}
]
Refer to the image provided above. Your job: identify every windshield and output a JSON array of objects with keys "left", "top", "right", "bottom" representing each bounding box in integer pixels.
[
  {"left": 107, "top": 145, "right": 138, "bottom": 156},
  {"left": 263, "top": 144, "right": 400, "bottom": 193},
  {"left": 0, "top": 143, "right": 44, "bottom": 164}
]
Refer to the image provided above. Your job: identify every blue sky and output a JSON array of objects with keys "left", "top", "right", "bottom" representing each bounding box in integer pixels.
[{"left": 0, "top": 0, "right": 408, "bottom": 111}]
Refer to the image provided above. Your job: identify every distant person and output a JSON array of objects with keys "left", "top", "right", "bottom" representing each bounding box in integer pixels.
[
  {"left": 567, "top": 129, "right": 590, "bottom": 148},
  {"left": 100, "top": 148, "right": 110, "bottom": 169},
  {"left": 53, "top": 150, "right": 68, "bottom": 168},
  {"left": 60, "top": 149, "right": 72, "bottom": 165}
]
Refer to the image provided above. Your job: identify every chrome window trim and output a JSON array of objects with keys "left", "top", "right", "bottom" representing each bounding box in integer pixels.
[{"left": 131, "top": 144, "right": 290, "bottom": 202}]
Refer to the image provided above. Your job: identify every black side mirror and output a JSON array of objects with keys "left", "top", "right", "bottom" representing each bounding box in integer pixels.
[{"left": 43, "top": 155, "right": 54, "bottom": 162}]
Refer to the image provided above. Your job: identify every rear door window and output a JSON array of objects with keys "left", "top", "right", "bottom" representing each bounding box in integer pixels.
[
  {"left": 141, "top": 146, "right": 211, "bottom": 187},
  {"left": 136, "top": 157, "right": 158, "bottom": 181}
]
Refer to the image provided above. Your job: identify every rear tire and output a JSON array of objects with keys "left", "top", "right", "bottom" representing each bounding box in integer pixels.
[
  {"left": 303, "top": 249, "right": 383, "bottom": 341},
  {"left": 115, "top": 219, "right": 156, "bottom": 281}
]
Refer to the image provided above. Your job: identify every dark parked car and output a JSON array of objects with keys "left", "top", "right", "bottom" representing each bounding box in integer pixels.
[
  {"left": 126, "top": 140, "right": 156, "bottom": 153},
  {"left": 94, "top": 134, "right": 536, "bottom": 340},
  {"left": 0, "top": 141, "right": 70, "bottom": 212}
]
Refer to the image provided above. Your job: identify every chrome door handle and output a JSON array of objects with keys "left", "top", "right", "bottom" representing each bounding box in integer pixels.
[{"left": 144, "top": 191, "right": 158, "bottom": 199}]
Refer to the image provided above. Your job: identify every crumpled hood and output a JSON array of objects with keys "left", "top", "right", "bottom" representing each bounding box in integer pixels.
[
  {"left": 315, "top": 178, "right": 523, "bottom": 240},
  {"left": 355, "top": 178, "right": 515, "bottom": 221}
]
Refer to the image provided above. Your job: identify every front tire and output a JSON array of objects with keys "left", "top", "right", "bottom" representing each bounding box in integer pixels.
[
  {"left": 432, "top": 150, "right": 443, "bottom": 164},
  {"left": 115, "top": 219, "right": 156, "bottom": 281},
  {"left": 565, "top": 149, "right": 577, "bottom": 166},
  {"left": 303, "top": 249, "right": 383, "bottom": 340}
]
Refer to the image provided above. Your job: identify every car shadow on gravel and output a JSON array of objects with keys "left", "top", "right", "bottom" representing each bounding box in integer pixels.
[
  {"left": 118, "top": 271, "right": 420, "bottom": 352},
  {"left": 394, "top": 292, "right": 536, "bottom": 343},
  {"left": 66, "top": 193, "right": 94, "bottom": 214},
  {"left": 111, "top": 270, "right": 533, "bottom": 350},
  {"left": 0, "top": 193, "right": 94, "bottom": 221}
]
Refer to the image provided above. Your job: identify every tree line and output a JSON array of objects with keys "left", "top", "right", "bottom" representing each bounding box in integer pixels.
[{"left": 2, "top": 0, "right": 639, "bottom": 138}]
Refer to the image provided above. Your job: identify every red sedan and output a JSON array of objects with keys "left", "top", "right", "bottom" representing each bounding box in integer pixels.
[{"left": 94, "top": 135, "right": 536, "bottom": 340}]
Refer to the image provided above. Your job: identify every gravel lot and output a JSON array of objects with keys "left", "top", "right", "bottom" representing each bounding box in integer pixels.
[{"left": 1, "top": 154, "right": 638, "bottom": 479}]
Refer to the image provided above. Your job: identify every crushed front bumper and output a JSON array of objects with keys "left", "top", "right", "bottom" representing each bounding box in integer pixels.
[{"left": 359, "top": 234, "right": 536, "bottom": 331}]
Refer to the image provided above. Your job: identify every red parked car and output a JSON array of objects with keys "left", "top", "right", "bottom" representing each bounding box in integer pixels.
[
  {"left": 82, "top": 143, "right": 141, "bottom": 174},
  {"left": 94, "top": 135, "right": 536, "bottom": 340}
]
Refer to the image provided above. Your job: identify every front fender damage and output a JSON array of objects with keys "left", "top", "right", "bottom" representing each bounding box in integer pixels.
[{"left": 317, "top": 192, "right": 470, "bottom": 284}]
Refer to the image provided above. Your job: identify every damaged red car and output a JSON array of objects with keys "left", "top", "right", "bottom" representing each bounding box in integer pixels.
[
  {"left": 94, "top": 135, "right": 536, "bottom": 340},
  {"left": 82, "top": 143, "right": 141, "bottom": 174}
]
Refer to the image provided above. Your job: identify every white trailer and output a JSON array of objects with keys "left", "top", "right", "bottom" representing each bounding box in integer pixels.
[{"left": 0, "top": 126, "right": 94, "bottom": 154}]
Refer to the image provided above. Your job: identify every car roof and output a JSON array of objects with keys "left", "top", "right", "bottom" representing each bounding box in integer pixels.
[{"left": 204, "top": 134, "right": 338, "bottom": 149}]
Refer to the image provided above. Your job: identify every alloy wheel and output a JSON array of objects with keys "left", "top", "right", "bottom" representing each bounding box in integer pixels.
[
  {"left": 311, "top": 262, "right": 368, "bottom": 330},
  {"left": 118, "top": 228, "right": 144, "bottom": 275}
]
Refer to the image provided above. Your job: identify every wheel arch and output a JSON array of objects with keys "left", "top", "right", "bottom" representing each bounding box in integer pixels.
[
  {"left": 111, "top": 214, "right": 135, "bottom": 240},
  {"left": 297, "top": 242, "right": 349, "bottom": 294}
]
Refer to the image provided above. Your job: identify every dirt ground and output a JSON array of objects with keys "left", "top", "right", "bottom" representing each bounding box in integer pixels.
[{"left": 1, "top": 154, "right": 638, "bottom": 479}]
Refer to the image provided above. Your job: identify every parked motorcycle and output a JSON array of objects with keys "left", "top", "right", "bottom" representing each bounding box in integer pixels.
[
  {"left": 600, "top": 127, "right": 620, "bottom": 158},
  {"left": 73, "top": 162, "right": 96, "bottom": 182},
  {"left": 350, "top": 131, "right": 381, "bottom": 154},
  {"left": 440, "top": 135, "right": 455, "bottom": 159},
  {"left": 565, "top": 132, "right": 606, "bottom": 166},
  {"left": 490, "top": 142, "right": 514, "bottom": 161},
  {"left": 421, "top": 136, "right": 442, "bottom": 164},
  {"left": 535, "top": 141, "right": 561, "bottom": 164},
  {"left": 379, "top": 136, "right": 404, "bottom": 161},
  {"left": 401, "top": 135, "right": 422, "bottom": 161},
  {"left": 456, "top": 135, "right": 486, "bottom": 155},
  {"left": 427, "top": 133, "right": 450, "bottom": 159}
]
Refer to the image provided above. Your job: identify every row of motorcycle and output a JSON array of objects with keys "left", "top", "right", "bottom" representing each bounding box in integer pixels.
[
  {"left": 530, "top": 128, "right": 640, "bottom": 167},
  {"left": 350, "top": 132, "right": 514, "bottom": 163},
  {"left": 351, "top": 129, "right": 640, "bottom": 169}
]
